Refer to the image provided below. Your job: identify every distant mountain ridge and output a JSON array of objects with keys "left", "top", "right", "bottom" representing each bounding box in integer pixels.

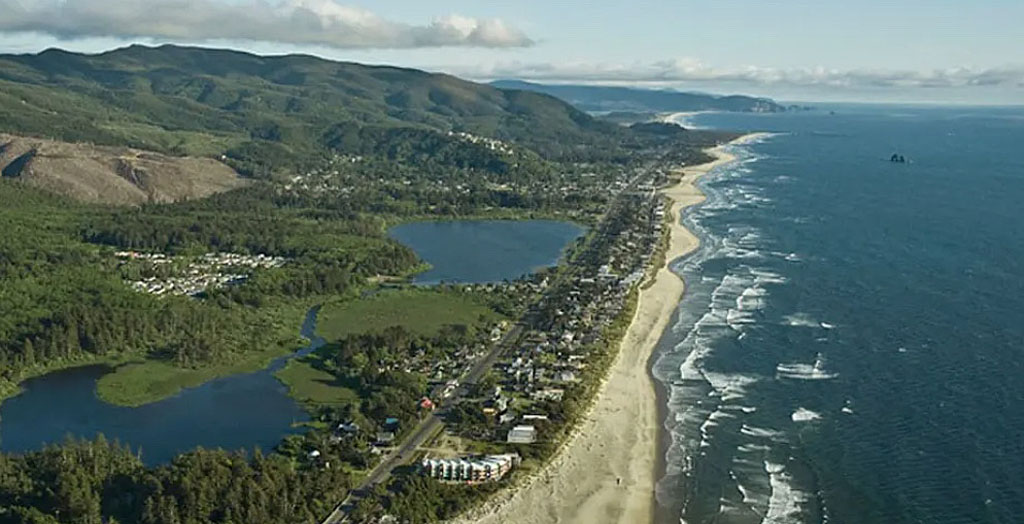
[
  {"left": 490, "top": 80, "right": 786, "bottom": 114},
  {"left": 0, "top": 45, "right": 629, "bottom": 173}
]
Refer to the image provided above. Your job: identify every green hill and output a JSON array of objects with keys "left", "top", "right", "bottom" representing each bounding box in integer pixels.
[{"left": 0, "top": 45, "right": 628, "bottom": 176}]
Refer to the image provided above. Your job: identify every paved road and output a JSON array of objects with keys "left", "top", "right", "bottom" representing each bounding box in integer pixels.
[
  {"left": 321, "top": 323, "right": 526, "bottom": 523},
  {"left": 321, "top": 174, "right": 649, "bottom": 523}
]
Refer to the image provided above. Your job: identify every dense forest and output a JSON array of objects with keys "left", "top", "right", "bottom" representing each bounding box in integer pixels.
[
  {"left": 0, "top": 175, "right": 523, "bottom": 522},
  {"left": 0, "top": 319, "right": 497, "bottom": 524},
  {"left": 0, "top": 180, "right": 420, "bottom": 400},
  {"left": 0, "top": 438, "right": 349, "bottom": 524}
]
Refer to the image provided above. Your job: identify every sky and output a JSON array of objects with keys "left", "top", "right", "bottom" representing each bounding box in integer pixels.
[{"left": 0, "top": 0, "right": 1022, "bottom": 105}]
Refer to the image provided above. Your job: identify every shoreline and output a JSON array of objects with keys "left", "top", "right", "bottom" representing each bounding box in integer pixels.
[
  {"left": 659, "top": 111, "right": 714, "bottom": 129},
  {"left": 649, "top": 132, "right": 770, "bottom": 522},
  {"left": 452, "top": 133, "right": 765, "bottom": 524}
]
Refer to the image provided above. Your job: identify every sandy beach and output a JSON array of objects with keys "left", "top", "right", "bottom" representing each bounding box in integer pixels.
[
  {"left": 659, "top": 111, "right": 712, "bottom": 129},
  {"left": 453, "top": 134, "right": 764, "bottom": 524}
]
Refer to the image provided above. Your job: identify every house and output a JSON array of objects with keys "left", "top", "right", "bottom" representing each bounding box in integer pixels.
[
  {"left": 376, "top": 431, "right": 396, "bottom": 445},
  {"left": 421, "top": 453, "right": 520, "bottom": 483},
  {"left": 337, "top": 421, "right": 360, "bottom": 434},
  {"left": 507, "top": 425, "right": 537, "bottom": 444},
  {"left": 555, "top": 370, "right": 577, "bottom": 382},
  {"left": 533, "top": 388, "right": 565, "bottom": 401}
]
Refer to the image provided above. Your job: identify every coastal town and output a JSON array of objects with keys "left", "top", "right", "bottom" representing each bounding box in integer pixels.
[
  {"left": 273, "top": 136, "right": 640, "bottom": 223},
  {"left": 446, "top": 181, "right": 667, "bottom": 447},
  {"left": 319, "top": 163, "right": 673, "bottom": 523},
  {"left": 0, "top": 31, "right": 743, "bottom": 524},
  {"left": 5, "top": 128, "right": 695, "bottom": 524},
  {"left": 1, "top": 5, "right": 1000, "bottom": 524}
]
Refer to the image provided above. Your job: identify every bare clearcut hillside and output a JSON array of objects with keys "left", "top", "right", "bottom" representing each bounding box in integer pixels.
[{"left": 0, "top": 133, "right": 248, "bottom": 205}]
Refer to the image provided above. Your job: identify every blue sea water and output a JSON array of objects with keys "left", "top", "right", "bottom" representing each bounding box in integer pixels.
[{"left": 653, "top": 106, "right": 1024, "bottom": 523}]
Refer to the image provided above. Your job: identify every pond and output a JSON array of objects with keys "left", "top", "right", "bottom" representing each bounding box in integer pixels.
[
  {"left": 0, "top": 308, "right": 323, "bottom": 466},
  {"left": 0, "top": 220, "right": 584, "bottom": 465},
  {"left": 388, "top": 219, "right": 585, "bottom": 284}
]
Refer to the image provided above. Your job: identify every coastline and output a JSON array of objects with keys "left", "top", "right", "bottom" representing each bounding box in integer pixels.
[
  {"left": 659, "top": 111, "right": 713, "bottom": 129},
  {"left": 452, "top": 133, "right": 764, "bottom": 524}
]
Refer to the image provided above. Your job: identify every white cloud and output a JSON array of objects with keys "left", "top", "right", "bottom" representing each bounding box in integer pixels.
[
  {"left": 0, "top": 0, "right": 534, "bottom": 49},
  {"left": 451, "top": 58, "right": 1024, "bottom": 89}
]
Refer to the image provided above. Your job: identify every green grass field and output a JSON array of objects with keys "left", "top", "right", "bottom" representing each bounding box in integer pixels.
[
  {"left": 93, "top": 304, "right": 309, "bottom": 407},
  {"left": 274, "top": 358, "right": 360, "bottom": 405},
  {"left": 317, "top": 289, "right": 501, "bottom": 340},
  {"left": 95, "top": 343, "right": 298, "bottom": 407}
]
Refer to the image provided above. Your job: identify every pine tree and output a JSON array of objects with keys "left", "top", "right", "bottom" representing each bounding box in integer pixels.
[{"left": 22, "top": 338, "right": 35, "bottom": 367}]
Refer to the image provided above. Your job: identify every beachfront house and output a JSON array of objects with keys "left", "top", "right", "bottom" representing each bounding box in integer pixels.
[
  {"left": 421, "top": 453, "right": 520, "bottom": 483},
  {"left": 506, "top": 425, "right": 537, "bottom": 444}
]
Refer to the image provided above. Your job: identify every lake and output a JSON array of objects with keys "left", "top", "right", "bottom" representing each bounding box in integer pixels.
[
  {"left": 0, "top": 307, "right": 323, "bottom": 466},
  {"left": 389, "top": 219, "right": 585, "bottom": 284},
  {"left": 0, "top": 219, "right": 583, "bottom": 465}
]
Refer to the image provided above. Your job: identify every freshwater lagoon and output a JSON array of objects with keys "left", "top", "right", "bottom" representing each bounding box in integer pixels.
[
  {"left": 0, "top": 219, "right": 584, "bottom": 464},
  {"left": 0, "top": 308, "right": 322, "bottom": 465},
  {"left": 389, "top": 219, "right": 584, "bottom": 284}
]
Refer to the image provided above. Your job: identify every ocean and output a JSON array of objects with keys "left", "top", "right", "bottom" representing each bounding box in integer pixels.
[{"left": 652, "top": 106, "right": 1024, "bottom": 524}]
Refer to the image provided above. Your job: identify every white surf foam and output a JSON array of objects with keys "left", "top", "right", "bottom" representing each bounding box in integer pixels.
[
  {"left": 782, "top": 312, "right": 819, "bottom": 328},
  {"left": 737, "top": 286, "right": 768, "bottom": 311},
  {"left": 776, "top": 353, "right": 838, "bottom": 381},
  {"left": 741, "top": 424, "right": 786, "bottom": 440},
  {"left": 762, "top": 461, "right": 813, "bottom": 524},
  {"left": 721, "top": 405, "right": 758, "bottom": 414},
  {"left": 737, "top": 443, "right": 771, "bottom": 453},
  {"left": 704, "top": 371, "right": 760, "bottom": 403},
  {"left": 726, "top": 308, "right": 757, "bottom": 329},
  {"left": 750, "top": 268, "right": 788, "bottom": 285},
  {"left": 698, "top": 409, "right": 738, "bottom": 448},
  {"left": 791, "top": 408, "right": 822, "bottom": 422}
]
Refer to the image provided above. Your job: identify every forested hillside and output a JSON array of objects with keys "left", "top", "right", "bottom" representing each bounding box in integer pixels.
[
  {"left": 0, "top": 181, "right": 418, "bottom": 404},
  {"left": 0, "top": 45, "right": 628, "bottom": 176}
]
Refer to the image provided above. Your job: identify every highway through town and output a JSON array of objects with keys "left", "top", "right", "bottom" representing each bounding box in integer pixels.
[
  {"left": 321, "top": 174, "right": 645, "bottom": 523},
  {"left": 321, "top": 323, "right": 526, "bottom": 523}
]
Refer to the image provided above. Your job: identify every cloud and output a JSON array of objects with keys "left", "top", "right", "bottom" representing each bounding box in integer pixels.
[
  {"left": 452, "top": 58, "right": 1024, "bottom": 89},
  {"left": 0, "top": 0, "right": 534, "bottom": 49}
]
